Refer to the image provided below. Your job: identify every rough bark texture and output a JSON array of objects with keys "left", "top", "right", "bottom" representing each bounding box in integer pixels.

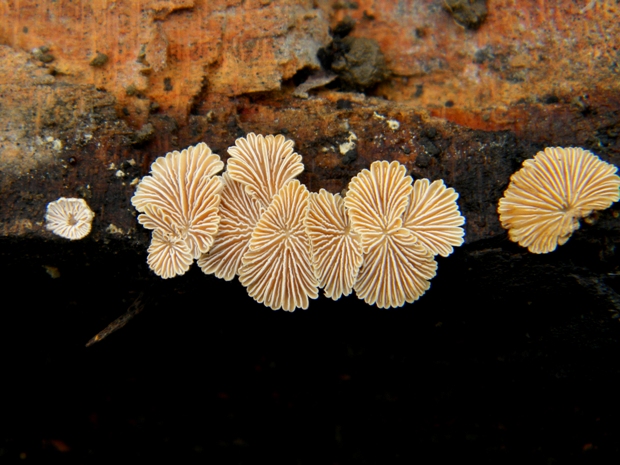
[{"left": 1, "top": 0, "right": 619, "bottom": 246}]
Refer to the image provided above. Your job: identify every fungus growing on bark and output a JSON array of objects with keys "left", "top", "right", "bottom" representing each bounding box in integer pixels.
[
  {"left": 140, "top": 204, "right": 194, "bottom": 279},
  {"left": 403, "top": 179, "right": 465, "bottom": 257},
  {"left": 498, "top": 146, "right": 620, "bottom": 254},
  {"left": 45, "top": 197, "right": 95, "bottom": 240},
  {"left": 239, "top": 180, "right": 318, "bottom": 312},
  {"left": 197, "top": 172, "right": 263, "bottom": 281},
  {"left": 305, "top": 189, "right": 363, "bottom": 300},
  {"left": 199, "top": 133, "right": 305, "bottom": 282},
  {"left": 131, "top": 142, "right": 224, "bottom": 278},
  {"left": 345, "top": 161, "right": 437, "bottom": 309},
  {"left": 227, "top": 133, "right": 304, "bottom": 209}
]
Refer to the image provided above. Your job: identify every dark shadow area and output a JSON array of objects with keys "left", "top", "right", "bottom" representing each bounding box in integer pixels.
[{"left": 1, "top": 232, "right": 620, "bottom": 464}]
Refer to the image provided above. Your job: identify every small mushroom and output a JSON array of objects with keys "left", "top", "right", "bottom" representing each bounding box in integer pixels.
[
  {"left": 45, "top": 197, "right": 95, "bottom": 240},
  {"left": 239, "top": 180, "right": 318, "bottom": 312},
  {"left": 197, "top": 172, "right": 264, "bottom": 280},
  {"left": 226, "top": 133, "right": 304, "bottom": 209},
  {"left": 131, "top": 142, "right": 224, "bottom": 278},
  {"left": 354, "top": 228, "right": 437, "bottom": 309},
  {"left": 345, "top": 160, "right": 413, "bottom": 251},
  {"left": 345, "top": 161, "right": 437, "bottom": 308},
  {"left": 305, "top": 189, "right": 363, "bottom": 300},
  {"left": 143, "top": 205, "right": 194, "bottom": 279},
  {"left": 498, "top": 147, "right": 620, "bottom": 253},
  {"left": 403, "top": 179, "right": 465, "bottom": 257}
]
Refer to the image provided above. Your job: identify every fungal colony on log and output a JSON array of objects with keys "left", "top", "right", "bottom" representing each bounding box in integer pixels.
[
  {"left": 40, "top": 135, "right": 620, "bottom": 312},
  {"left": 126, "top": 135, "right": 620, "bottom": 311},
  {"left": 130, "top": 133, "right": 466, "bottom": 311}
]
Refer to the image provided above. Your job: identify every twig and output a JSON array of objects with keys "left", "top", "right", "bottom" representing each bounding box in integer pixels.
[{"left": 86, "top": 292, "right": 145, "bottom": 347}]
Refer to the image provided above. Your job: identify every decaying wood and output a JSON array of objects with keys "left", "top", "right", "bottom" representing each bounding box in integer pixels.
[
  {"left": 0, "top": 0, "right": 619, "bottom": 254},
  {"left": 85, "top": 292, "right": 146, "bottom": 347}
]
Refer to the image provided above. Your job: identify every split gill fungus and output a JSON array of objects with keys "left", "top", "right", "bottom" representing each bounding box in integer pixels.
[
  {"left": 305, "top": 189, "right": 363, "bottom": 301},
  {"left": 45, "top": 197, "right": 95, "bottom": 240},
  {"left": 133, "top": 135, "right": 466, "bottom": 311},
  {"left": 498, "top": 147, "right": 620, "bottom": 254},
  {"left": 197, "top": 171, "right": 263, "bottom": 281},
  {"left": 239, "top": 179, "right": 319, "bottom": 312},
  {"left": 226, "top": 133, "right": 304, "bottom": 209},
  {"left": 197, "top": 133, "right": 303, "bottom": 281},
  {"left": 345, "top": 161, "right": 437, "bottom": 309},
  {"left": 131, "top": 142, "right": 224, "bottom": 279},
  {"left": 199, "top": 133, "right": 316, "bottom": 311}
]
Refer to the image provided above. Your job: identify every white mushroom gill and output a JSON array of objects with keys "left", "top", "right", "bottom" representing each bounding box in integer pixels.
[
  {"left": 499, "top": 147, "right": 620, "bottom": 253},
  {"left": 45, "top": 197, "right": 95, "bottom": 240},
  {"left": 131, "top": 142, "right": 224, "bottom": 278}
]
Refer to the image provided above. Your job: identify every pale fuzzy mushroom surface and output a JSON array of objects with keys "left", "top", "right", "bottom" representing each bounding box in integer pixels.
[
  {"left": 131, "top": 142, "right": 224, "bottom": 259},
  {"left": 45, "top": 197, "right": 95, "bottom": 240},
  {"left": 345, "top": 161, "right": 437, "bottom": 308},
  {"left": 141, "top": 205, "right": 194, "bottom": 279},
  {"left": 239, "top": 180, "right": 319, "bottom": 312},
  {"left": 305, "top": 189, "right": 363, "bottom": 300},
  {"left": 354, "top": 229, "right": 437, "bottom": 309},
  {"left": 197, "top": 172, "right": 264, "bottom": 281},
  {"left": 344, "top": 160, "right": 413, "bottom": 252},
  {"left": 498, "top": 147, "right": 620, "bottom": 254},
  {"left": 226, "top": 133, "right": 304, "bottom": 209},
  {"left": 403, "top": 179, "right": 465, "bottom": 257}
]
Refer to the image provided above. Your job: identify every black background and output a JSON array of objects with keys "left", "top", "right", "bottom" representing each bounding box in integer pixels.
[{"left": 1, "top": 232, "right": 619, "bottom": 464}]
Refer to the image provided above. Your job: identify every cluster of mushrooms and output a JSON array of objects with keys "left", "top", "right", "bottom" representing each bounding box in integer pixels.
[
  {"left": 130, "top": 133, "right": 465, "bottom": 310},
  {"left": 44, "top": 136, "right": 620, "bottom": 311}
]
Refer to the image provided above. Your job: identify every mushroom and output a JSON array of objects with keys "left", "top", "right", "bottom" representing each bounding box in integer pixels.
[
  {"left": 143, "top": 205, "right": 194, "bottom": 279},
  {"left": 45, "top": 197, "right": 95, "bottom": 240},
  {"left": 402, "top": 179, "right": 465, "bottom": 257},
  {"left": 226, "top": 133, "right": 304, "bottom": 208},
  {"left": 345, "top": 161, "right": 437, "bottom": 308},
  {"left": 498, "top": 147, "right": 620, "bottom": 253},
  {"left": 354, "top": 229, "right": 437, "bottom": 309},
  {"left": 197, "top": 172, "right": 264, "bottom": 280},
  {"left": 199, "top": 133, "right": 305, "bottom": 283},
  {"left": 305, "top": 189, "right": 363, "bottom": 300},
  {"left": 131, "top": 142, "right": 224, "bottom": 278},
  {"left": 239, "top": 179, "right": 319, "bottom": 311}
]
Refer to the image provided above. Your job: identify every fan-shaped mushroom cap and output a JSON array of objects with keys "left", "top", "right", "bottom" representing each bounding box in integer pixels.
[
  {"left": 498, "top": 147, "right": 620, "bottom": 254},
  {"left": 354, "top": 229, "right": 437, "bottom": 309},
  {"left": 305, "top": 189, "right": 363, "bottom": 300},
  {"left": 197, "top": 172, "right": 264, "bottom": 281},
  {"left": 143, "top": 205, "right": 194, "bottom": 279},
  {"left": 345, "top": 161, "right": 437, "bottom": 308},
  {"left": 344, "top": 160, "right": 413, "bottom": 251},
  {"left": 239, "top": 180, "right": 319, "bottom": 311},
  {"left": 45, "top": 197, "right": 95, "bottom": 240},
  {"left": 226, "top": 133, "right": 304, "bottom": 209},
  {"left": 131, "top": 142, "right": 224, "bottom": 259},
  {"left": 403, "top": 179, "right": 465, "bottom": 257}
]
